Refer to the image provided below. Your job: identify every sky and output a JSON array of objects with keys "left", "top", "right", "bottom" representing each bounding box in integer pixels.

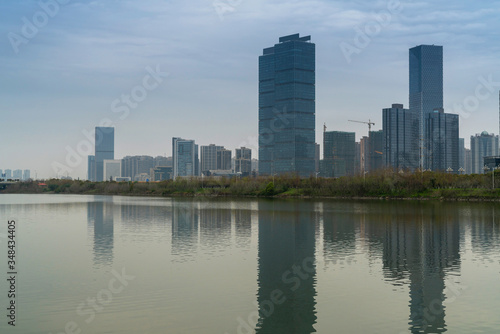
[{"left": 1, "top": 0, "right": 500, "bottom": 179}]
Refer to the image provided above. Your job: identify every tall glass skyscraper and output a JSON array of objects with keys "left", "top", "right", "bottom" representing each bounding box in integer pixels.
[
  {"left": 409, "top": 45, "right": 443, "bottom": 169},
  {"left": 383, "top": 103, "right": 419, "bottom": 170},
  {"left": 95, "top": 127, "right": 115, "bottom": 182},
  {"left": 172, "top": 137, "right": 199, "bottom": 179},
  {"left": 259, "top": 34, "right": 315, "bottom": 177}
]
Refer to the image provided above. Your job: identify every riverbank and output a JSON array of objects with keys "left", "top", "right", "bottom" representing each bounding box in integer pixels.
[{"left": 3, "top": 170, "right": 500, "bottom": 201}]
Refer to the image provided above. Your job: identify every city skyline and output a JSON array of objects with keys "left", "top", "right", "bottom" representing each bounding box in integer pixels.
[{"left": 2, "top": 1, "right": 500, "bottom": 179}]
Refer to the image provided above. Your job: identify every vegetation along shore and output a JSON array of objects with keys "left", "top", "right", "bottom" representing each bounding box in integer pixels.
[{"left": 4, "top": 170, "right": 500, "bottom": 201}]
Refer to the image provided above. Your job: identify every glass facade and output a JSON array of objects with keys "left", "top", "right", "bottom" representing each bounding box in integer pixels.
[
  {"left": 425, "top": 110, "right": 459, "bottom": 172},
  {"left": 95, "top": 127, "right": 115, "bottom": 182},
  {"left": 368, "top": 130, "right": 384, "bottom": 172},
  {"left": 383, "top": 104, "right": 419, "bottom": 170},
  {"left": 172, "top": 137, "right": 198, "bottom": 179},
  {"left": 322, "top": 131, "right": 355, "bottom": 177},
  {"left": 259, "top": 34, "right": 315, "bottom": 177},
  {"left": 409, "top": 45, "right": 443, "bottom": 168},
  {"left": 471, "top": 132, "right": 499, "bottom": 174}
]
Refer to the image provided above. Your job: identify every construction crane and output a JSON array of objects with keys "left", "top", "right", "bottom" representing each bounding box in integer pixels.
[
  {"left": 348, "top": 119, "right": 375, "bottom": 132},
  {"left": 348, "top": 119, "right": 376, "bottom": 175}
]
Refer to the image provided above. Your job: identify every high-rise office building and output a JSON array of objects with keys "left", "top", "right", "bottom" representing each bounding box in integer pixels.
[
  {"left": 95, "top": 127, "right": 115, "bottom": 182},
  {"left": 409, "top": 45, "right": 443, "bottom": 169},
  {"left": 5, "top": 169, "right": 12, "bottom": 179},
  {"left": 425, "top": 109, "right": 459, "bottom": 172},
  {"left": 172, "top": 137, "right": 198, "bottom": 179},
  {"left": 235, "top": 147, "right": 252, "bottom": 176},
  {"left": 23, "top": 169, "right": 30, "bottom": 181},
  {"left": 383, "top": 103, "right": 419, "bottom": 170},
  {"left": 471, "top": 131, "right": 499, "bottom": 174},
  {"left": 88, "top": 155, "right": 96, "bottom": 181},
  {"left": 322, "top": 131, "right": 355, "bottom": 177},
  {"left": 103, "top": 160, "right": 121, "bottom": 181},
  {"left": 259, "top": 33, "right": 315, "bottom": 177}
]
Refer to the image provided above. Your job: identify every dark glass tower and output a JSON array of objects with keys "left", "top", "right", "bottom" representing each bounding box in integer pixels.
[
  {"left": 425, "top": 109, "right": 459, "bottom": 172},
  {"left": 95, "top": 127, "right": 115, "bottom": 182},
  {"left": 383, "top": 104, "right": 419, "bottom": 170},
  {"left": 259, "top": 34, "right": 315, "bottom": 177},
  {"left": 409, "top": 45, "right": 443, "bottom": 169}
]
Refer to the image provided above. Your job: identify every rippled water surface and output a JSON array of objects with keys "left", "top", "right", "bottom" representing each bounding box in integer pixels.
[{"left": 0, "top": 194, "right": 499, "bottom": 333}]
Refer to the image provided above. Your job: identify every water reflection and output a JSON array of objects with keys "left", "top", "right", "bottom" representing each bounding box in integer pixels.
[
  {"left": 379, "top": 202, "right": 461, "bottom": 334},
  {"left": 255, "top": 201, "right": 318, "bottom": 333},
  {"left": 87, "top": 201, "right": 114, "bottom": 267},
  {"left": 172, "top": 200, "right": 199, "bottom": 260}
]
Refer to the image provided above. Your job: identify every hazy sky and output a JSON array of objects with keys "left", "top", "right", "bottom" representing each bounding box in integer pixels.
[{"left": 1, "top": 0, "right": 500, "bottom": 179}]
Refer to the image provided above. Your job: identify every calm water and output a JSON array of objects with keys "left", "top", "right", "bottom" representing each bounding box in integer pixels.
[{"left": 0, "top": 194, "right": 499, "bottom": 334}]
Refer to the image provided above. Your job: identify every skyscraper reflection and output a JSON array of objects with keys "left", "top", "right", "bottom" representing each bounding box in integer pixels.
[
  {"left": 87, "top": 200, "right": 114, "bottom": 267},
  {"left": 256, "top": 201, "right": 318, "bottom": 333},
  {"left": 171, "top": 199, "right": 199, "bottom": 260},
  {"left": 380, "top": 202, "right": 461, "bottom": 333}
]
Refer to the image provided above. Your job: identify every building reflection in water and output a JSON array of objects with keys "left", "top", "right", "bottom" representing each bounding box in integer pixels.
[
  {"left": 379, "top": 202, "right": 461, "bottom": 334},
  {"left": 171, "top": 199, "right": 199, "bottom": 260},
  {"left": 87, "top": 200, "right": 114, "bottom": 267},
  {"left": 255, "top": 201, "right": 318, "bottom": 334}
]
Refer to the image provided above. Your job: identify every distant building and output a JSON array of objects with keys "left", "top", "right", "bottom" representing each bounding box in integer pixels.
[
  {"left": 154, "top": 156, "right": 172, "bottom": 167},
  {"left": 13, "top": 169, "right": 22, "bottom": 180},
  {"left": 425, "top": 109, "right": 459, "bottom": 172},
  {"left": 315, "top": 144, "right": 320, "bottom": 173},
  {"left": 23, "top": 169, "right": 30, "bottom": 181},
  {"left": 465, "top": 148, "right": 472, "bottom": 174},
  {"left": 259, "top": 34, "right": 315, "bottom": 177},
  {"left": 483, "top": 156, "right": 500, "bottom": 172},
  {"left": 172, "top": 137, "right": 198, "bottom": 179},
  {"left": 121, "top": 156, "right": 154, "bottom": 180},
  {"left": 251, "top": 159, "right": 259, "bottom": 174},
  {"left": 95, "top": 127, "right": 115, "bottom": 182},
  {"left": 369, "top": 130, "right": 384, "bottom": 172},
  {"left": 217, "top": 149, "right": 232, "bottom": 171},
  {"left": 354, "top": 142, "right": 361, "bottom": 174},
  {"left": 4, "top": 169, "right": 12, "bottom": 179},
  {"left": 383, "top": 103, "right": 419, "bottom": 171},
  {"left": 103, "top": 160, "right": 121, "bottom": 181},
  {"left": 201, "top": 144, "right": 223, "bottom": 174},
  {"left": 88, "top": 155, "right": 96, "bottom": 181},
  {"left": 322, "top": 131, "right": 355, "bottom": 177},
  {"left": 360, "top": 136, "right": 369, "bottom": 173},
  {"left": 409, "top": 45, "right": 443, "bottom": 169},
  {"left": 115, "top": 177, "right": 131, "bottom": 182},
  {"left": 471, "top": 131, "right": 499, "bottom": 174},
  {"left": 459, "top": 138, "right": 466, "bottom": 172},
  {"left": 235, "top": 147, "right": 252, "bottom": 176},
  {"left": 150, "top": 166, "right": 173, "bottom": 181}
]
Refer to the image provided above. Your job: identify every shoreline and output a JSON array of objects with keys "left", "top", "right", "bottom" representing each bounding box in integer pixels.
[{"left": 3, "top": 172, "right": 500, "bottom": 202}]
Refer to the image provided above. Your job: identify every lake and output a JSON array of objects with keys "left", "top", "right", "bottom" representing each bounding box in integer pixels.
[{"left": 0, "top": 194, "right": 499, "bottom": 333}]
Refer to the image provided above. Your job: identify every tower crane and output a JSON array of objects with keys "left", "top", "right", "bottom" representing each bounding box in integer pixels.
[
  {"left": 348, "top": 119, "right": 376, "bottom": 174},
  {"left": 348, "top": 119, "right": 375, "bottom": 133}
]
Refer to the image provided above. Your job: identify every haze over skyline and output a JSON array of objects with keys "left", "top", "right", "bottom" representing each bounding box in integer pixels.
[{"left": 1, "top": 0, "right": 500, "bottom": 179}]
